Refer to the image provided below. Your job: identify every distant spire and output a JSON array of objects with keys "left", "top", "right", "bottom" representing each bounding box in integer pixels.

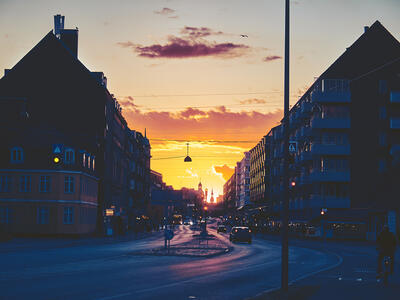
[{"left": 144, "top": 128, "right": 147, "bottom": 138}]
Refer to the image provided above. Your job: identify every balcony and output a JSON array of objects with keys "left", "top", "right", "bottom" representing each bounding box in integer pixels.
[
  {"left": 310, "top": 143, "right": 350, "bottom": 155},
  {"left": 299, "top": 151, "right": 312, "bottom": 162},
  {"left": 390, "top": 91, "right": 400, "bottom": 103},
  {"left": 298, "top": 127, "right": 312, "bottom": 141},
  {"left": 300, "top": 102, "right": 312, "bottom": 116},
  {"left": 299, "top": 173, "right": 311, "bottom": 185},
  {"left": 390, "top": 118, "right": 400, "bottom": 129},
  {"left": 309, "top": 170, "right": 350, "bottom": 182},
  {"left": 311, "top": 79, "right": 351, "bottom": 103},
  {"left": 308, "top": 195, "right": 350, "bottom": 208},
  {"left": 311, "top": 117, "right": 350, "bottom": 129}
]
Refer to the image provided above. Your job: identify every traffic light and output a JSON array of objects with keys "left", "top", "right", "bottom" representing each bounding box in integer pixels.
[
  {"left": 52, "top": 153, "right": 63, "bottom": 166},
  {"left": 290, "top": 181, "right": 296, "bottom": 187}
]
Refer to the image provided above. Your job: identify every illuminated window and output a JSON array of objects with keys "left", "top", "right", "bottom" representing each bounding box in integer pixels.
[
  {"left": 10, "top": 147, "right": 24, "bottom": 163},
  {"left": 20, "top": 175, "right": 31, "bottom": 192}
]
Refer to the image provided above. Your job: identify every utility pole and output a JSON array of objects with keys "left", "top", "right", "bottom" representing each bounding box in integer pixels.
[{"left": 282, "top": 0, "right": 290, "bottom": 291}]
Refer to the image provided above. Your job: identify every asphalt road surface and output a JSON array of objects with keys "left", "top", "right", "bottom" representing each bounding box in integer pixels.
[{"left": 0, "top": 221, "right": 344, "bottom": 300}]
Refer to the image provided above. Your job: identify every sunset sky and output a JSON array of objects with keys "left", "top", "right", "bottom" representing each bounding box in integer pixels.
[{"left": 1, "top": 0, "right": 399, "bottom": 199}]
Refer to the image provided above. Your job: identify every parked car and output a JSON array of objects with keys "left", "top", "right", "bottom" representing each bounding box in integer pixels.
[
  {"left": 217, "top": 225, "right": 227, "bottom": 233},
  {"left": 230, "top": 226, "right": 252, "bottom": 244}
]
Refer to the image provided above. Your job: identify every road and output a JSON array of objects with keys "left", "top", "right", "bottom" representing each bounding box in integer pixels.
[{"left": 0, "top": 221, "right": 346, "bottom": 300}]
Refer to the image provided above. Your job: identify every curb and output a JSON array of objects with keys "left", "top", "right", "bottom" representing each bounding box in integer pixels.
[{"left": 128, "top": 245, "right": 234, "bottom": 258}]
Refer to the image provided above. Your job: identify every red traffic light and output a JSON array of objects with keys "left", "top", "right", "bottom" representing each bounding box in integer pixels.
[{"left": 290, "top": 181, "right": 296, "bottom": 187}]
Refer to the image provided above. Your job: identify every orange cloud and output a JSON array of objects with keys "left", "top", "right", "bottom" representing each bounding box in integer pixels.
[
  {"left": 213, "top": 164, "right": 235, "bottom": 181},
  {"left": 121, "top": 104, "right": 282, "bottom": 144}
]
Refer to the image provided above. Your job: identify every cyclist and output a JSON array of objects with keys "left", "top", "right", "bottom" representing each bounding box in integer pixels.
[{"left": 377, "top": 225, "right": 397, "bottom": 277}]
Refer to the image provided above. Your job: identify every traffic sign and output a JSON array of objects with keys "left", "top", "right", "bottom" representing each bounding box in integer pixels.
[
  {"left": 289, "top": 141, "right": 297, "bottom": 153},
  {"left": 164, "top": 229, "right": 174, "bottom": 240},
  {"left": 53, "top": 144, "right": 63, "bottom": 154}
]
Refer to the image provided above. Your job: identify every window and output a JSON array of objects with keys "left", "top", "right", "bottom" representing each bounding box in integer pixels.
[
  {"left": 37, "top": 207, "right": 49, "bottom": 224},
  {"left": 0, "top": 207, "right": 10, "bottom": 224},
  {"left": 10, "top": 147, "right": 24, "bottom": 163},
  {"left": 91, "top": 156, "right": 95, "bottom": 170},
  {"left": 39, "top": 176, "right": 51, "bottom": 193},
  {"left": 129, "top": 179, "right": 135, "bottom": 190},
  {"left": 63, "top": 207, "right": 74, "bottom": 224},
  {"left": 379, "top": 107, "right": 387, "bottom": 120},
  {"left": 379, "top": 80, "right": 388, "bottom": 94},
  {"left": 379, "top": 132, "right": 387, "bottom": 147},
  {"left": 20, "top": 175, "right": 31, "bottom": 192},
  {"left": 64, "top": 148, "right": 75, "bottom": 164},
  {"left": 0, "top": 175, "right": 11, "bottom": 193},
  {"left": 64, "top": 176, "right": 75, "bottom": 193}
]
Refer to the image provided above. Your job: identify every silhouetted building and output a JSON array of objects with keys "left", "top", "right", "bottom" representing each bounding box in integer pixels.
[
  {"left": 223, "top": 169, "right": 237, "bottom": 211},
  {"left": 0, "top": 15, "right": 150, "bottom": 235}
]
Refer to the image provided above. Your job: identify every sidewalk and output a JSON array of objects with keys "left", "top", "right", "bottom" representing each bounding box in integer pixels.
[
  {"left": 0, "top": 230, "right": 162, "bottom": 253},
  {"left": 250, "top": 234, "right": 400, "bottom": 300}
]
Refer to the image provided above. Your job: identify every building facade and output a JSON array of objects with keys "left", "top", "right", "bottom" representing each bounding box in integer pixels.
[
  {"left": 267, "top": 21, "right": 400, "bottom": 223},
  {"left": 0, "top": 15, "right": 150, "bottom": 235},
  {"left": 249, "top": 136, "right": 269, "bottom": 207},
  {"left": 223, "top": 169, "right": 237, "bottom": 211},
  {"left": 237, "top": 152, "right": 250, "bottom": 209}
]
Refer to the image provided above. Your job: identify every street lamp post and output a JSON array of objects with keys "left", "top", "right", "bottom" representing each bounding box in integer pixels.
[{"left": 282, "top": 0, "right": 290, "bottom": 292}]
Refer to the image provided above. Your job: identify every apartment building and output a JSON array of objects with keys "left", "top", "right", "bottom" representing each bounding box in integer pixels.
[
  {"left": 249, "top": 136, "right": 269, "bottom": 207},
  {"left": 268, "top": 21, "right": 400, "bottom": 221}
]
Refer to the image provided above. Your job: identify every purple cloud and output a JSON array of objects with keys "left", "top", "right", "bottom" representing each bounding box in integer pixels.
[
  {"left": 154, "top": 7, "right": 175, "bottom": 15},
  {"left": 117, "top": 36, "right": 249, "bottom": 59},
  {"left": 180, "top": 26, "right": 224, "bottom": 38},
  {"left": 263, "top": 55, "right": 282, "bottom": 62}
]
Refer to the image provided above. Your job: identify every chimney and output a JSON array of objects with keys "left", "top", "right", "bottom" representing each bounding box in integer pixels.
[
  {"left": 54, "top": 14, "right": 65, "bottom": 38},
  {"left": 364, "top": 26, "right": 369, "bottom": 33}
]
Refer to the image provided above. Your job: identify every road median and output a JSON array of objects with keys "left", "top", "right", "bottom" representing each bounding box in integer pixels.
[{"left": 130, "top": 233, "right": 232, "bottom": 258}]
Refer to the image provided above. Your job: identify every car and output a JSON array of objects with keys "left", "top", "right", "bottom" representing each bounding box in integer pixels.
[
  {"left": 229, "top": 226, "right": 252, "bottom": 244},
  {"left": 217, "top": 225, "right": 227, "bottom": 233}
]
